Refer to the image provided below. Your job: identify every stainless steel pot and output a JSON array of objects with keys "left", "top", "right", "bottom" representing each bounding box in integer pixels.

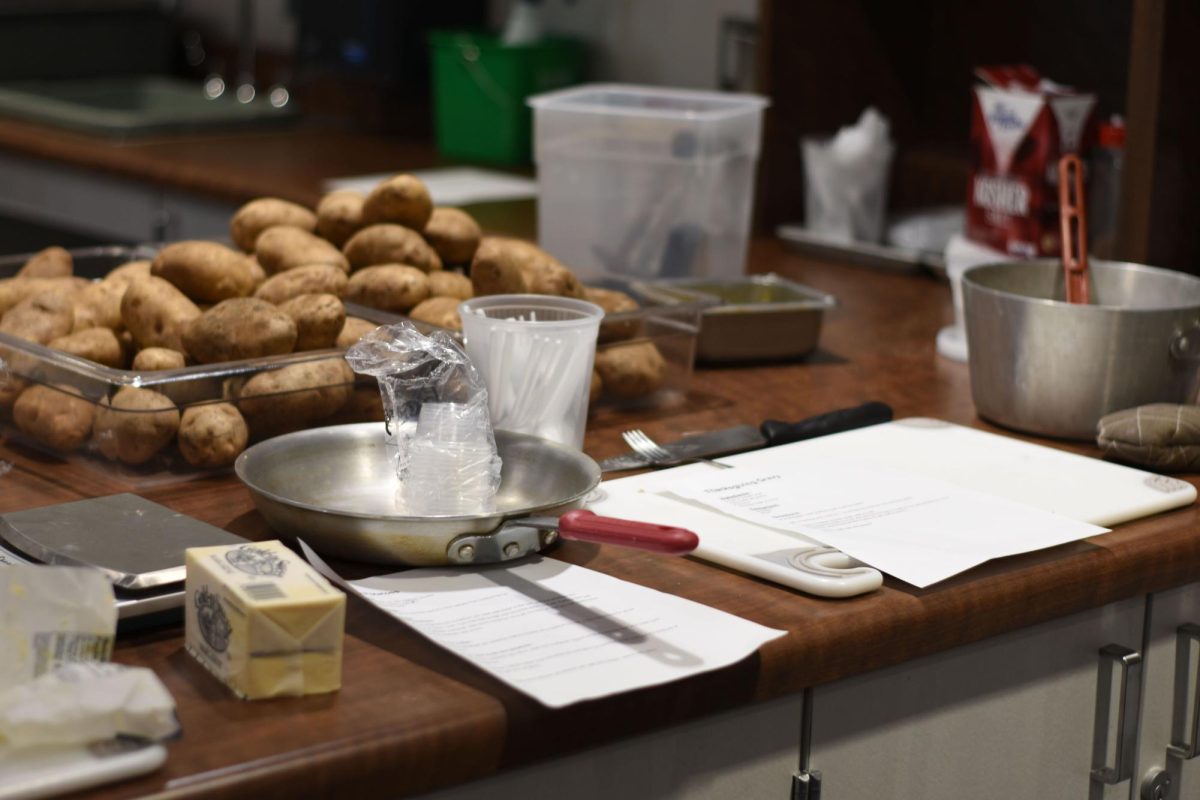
[
  {"left": 236, "top": 423, "right": 697, "bottom": 565},
  {"left": 962, "top": 259, "right": 1200, "bottom": 440}
]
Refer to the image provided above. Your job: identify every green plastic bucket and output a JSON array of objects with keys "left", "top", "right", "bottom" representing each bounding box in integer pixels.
[{"left": 430, "top": 31, "right": 584, "bottom": 164}]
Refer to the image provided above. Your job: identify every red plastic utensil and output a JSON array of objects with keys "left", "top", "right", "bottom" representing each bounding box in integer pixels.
[
  {"left": 1058, "top": 153, "right": 1091, "bottom": 304},
  {"left": 555, "top": 509, "right": 699, "bottom": 555}
]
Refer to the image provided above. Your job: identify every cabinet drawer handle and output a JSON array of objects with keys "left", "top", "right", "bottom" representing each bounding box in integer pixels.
[
  {"left": 1168, "top": 623, "right": 1200, "bottom": 760},
  {"left": 1091, "top": 643, "right": 1143, "bottom": 785}
]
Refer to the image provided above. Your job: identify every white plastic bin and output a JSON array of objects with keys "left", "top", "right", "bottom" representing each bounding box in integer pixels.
[{"left": 528, "top": 84, "right": 769, "bottom": 281}]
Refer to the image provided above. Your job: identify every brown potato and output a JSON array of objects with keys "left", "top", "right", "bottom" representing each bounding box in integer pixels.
[
  {"left": 151, "top": 241, "right": 257, "bottom": 303},
  {"left": 525, "top": 260, "right": 585, "bottom": 298},
  {"left": 329, "top": 385, "right": 385, "bottom": 424},
  {"left": 592, "top": 342, "right": 666, "bottom": 398},
  {"left": 469, "top": 237, "right": 583, "bottom": 298},
  {"left": 345, "top": 264, "right": 430, "bottom": 313},
  {"left": 72, "top": 280, "right": 127, "bottom": 332},
  {"left": 423, "top": 207, "right": 481, "bottom": 265},
  {"left": 237, "top": 358, "right": 354, "bottom": 437},
  {"left": 279, "top": 293, "right": 346, "bottom": 351},
  {"left": 1, "top": 291, "right": 76, "bottom": 344},
  {"left": 335, "top": 316, "right": 378, "bottom": 348},
  {"left": 362, "top": 174, "right": 432, "bottom": 230},
  {"left": 183, "top": 298, "right": 298, "bottom": 364},
  {"left": 428, "top": 270, "right": 473, "bottom": 300},
  {"left": 103, "top": 260, "right": 152, "bottom": 286},
  {"left": 230, "top": 198, "right": 317, "bottom": 252},
  {"left": 17, "top": 246, "right": 72, "bottom": 278},
  {"left": 342, "top": 224, "right": 442, "bottom": 273},
  {"left": 469, "top": 242, "right": 529, "bottom": 296},
  {"left": 49, "top": 327, "right": 125, "bottom": 368},
  {"left": 315, "top": 190, "right": 366, "bottom": 247},
  {"left": 132, "top": 347, "right": 186, "bottom": 371},
  {"left": 254, "top": 264, "right": 348, "bottom": 305},
  {"left": 92, "top": 387, "right": 180, "bottom": 465},
  {"left": 177, "top": 403, "right": 249, "bottom": 468},
  {"left": 120, "top": 276, "right": 202, "bottom": 352},
  {"left": 0, "top": 277, "right": 86, "bottom": 318},
  {"left": 13, "top": 384, "right": 95, "bottom": 452},
  {"left": 245, "top": 255, "right": 268, "bottom": 287},
  {"left": 408, "top": 296, "right": 462, "bottom": 331},
  {"left": 0, "top": 375, "right": 28, "bottom": 412},
  {"left": 589, "top": 369, "right": 603, "bottom": 405},
  {"left": 474, "top": 236, "right": 551, "bottom": 274},
  {"left": 255, "top": 226, "right": 349, "bottom": 275},
  {"left": 584, "top": 286, "right": 641, "bottom": 343}
]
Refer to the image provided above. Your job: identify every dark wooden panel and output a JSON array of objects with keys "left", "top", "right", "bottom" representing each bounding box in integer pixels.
[{"left": 756, "top": 0, "right": 1132, "bottom": 228}]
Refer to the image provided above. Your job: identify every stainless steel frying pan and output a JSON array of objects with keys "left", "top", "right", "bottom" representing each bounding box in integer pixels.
[{"left": 235, "top": 423, "right": 697, "bottom": 566}]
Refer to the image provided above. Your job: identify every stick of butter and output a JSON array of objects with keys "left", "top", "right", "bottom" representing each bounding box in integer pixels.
[{"left": 184, "top": 540, "right": 344, "bottom": 700}]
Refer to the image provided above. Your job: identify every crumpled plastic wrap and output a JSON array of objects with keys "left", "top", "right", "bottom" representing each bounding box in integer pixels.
[
  {"left": 0, "top": 565, "right": 117, "bottom": 687},
  {"left": 345, "top": 322, "right": 502, "bottom": 514},
  {"left": 0, "top": 662, "right": 179, "bottom": 749},
  {"left": 803, "top": 107, "right": 895, "bottom": 243},
  {"left": 1097, "top": 403, "right": 1200, "bottom": 472}
]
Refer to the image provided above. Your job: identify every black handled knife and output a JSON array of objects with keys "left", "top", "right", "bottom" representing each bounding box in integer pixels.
[{"left": 599, "top": 401, "right": 893, "bottom": 472}]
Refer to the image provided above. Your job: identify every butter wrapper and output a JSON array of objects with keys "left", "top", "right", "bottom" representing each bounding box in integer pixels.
[
  {"left": 0, "top": 662, "right": 178, "bottom": 748},
  {"left": 0, "top": 566, "right": 116, "bottom": 687},
  {"left": 185, "top": 540, "right": 345, "bottom": 700}
]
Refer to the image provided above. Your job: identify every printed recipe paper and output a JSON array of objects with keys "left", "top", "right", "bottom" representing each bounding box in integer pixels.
[
  {"left": 301, "top": 543, "right": 785, "bottom": 708},
  {"left": 666, "top": 461, "right": 1108, "bottom": 588}
]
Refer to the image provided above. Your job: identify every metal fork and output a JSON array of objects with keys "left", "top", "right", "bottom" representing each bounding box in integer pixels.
[{"left": 621, "top": 429, "right": 732, "bottom": 469}]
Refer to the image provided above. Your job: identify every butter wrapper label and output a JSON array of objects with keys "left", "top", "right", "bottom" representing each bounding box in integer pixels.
[
  {"left": 184, "top": 540, "right": 345, "bottom": 700},
  {"left": 0, "top": 565, "right": 117, "bottom": 686}
]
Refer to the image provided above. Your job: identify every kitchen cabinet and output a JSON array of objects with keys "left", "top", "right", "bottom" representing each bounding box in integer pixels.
[
  {"left": 415, "top": 693, "right": 807, "bottom": 800},
  {"left": 0, "top": 148, "right": 235, "bottom": 246},
  {"left": 806, "top": 596, "right": 1146, "bottom": 800},
  {"left": 1131, "top": 582, "right": 1200, "bottom": 800},
  {"left": 414, "top": 595, "right": 1155, "bottom": 799}
]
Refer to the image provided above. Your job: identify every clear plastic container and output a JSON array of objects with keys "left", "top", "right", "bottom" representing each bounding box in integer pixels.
[
  {"left": 528, "top": 84, "right": 769, "bottom": 282},
  {"left": 0, "top": 246, "right": 392, "bottom": 486},
  {"left": 459, "top": 295, "right": 604, "bottom": 449}
]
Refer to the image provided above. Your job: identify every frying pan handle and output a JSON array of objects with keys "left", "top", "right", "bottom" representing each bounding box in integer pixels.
[{"left": 557, "top": 510, "right": 699, "bottom": 555}]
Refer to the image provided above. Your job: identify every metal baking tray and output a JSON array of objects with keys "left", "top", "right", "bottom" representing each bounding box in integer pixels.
[{"left": 639, "top": 273, "right": 837, "bottom": 362}]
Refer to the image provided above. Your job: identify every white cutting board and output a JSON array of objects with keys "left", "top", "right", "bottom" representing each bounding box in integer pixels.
[{"left": 590, "top": 419, "right": 1196, "bottom": 595}]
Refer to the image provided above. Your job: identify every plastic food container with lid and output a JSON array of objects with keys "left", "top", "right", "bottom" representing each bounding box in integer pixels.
[{"left": 528, "top": 84, "right": 769, "bottom": 282}]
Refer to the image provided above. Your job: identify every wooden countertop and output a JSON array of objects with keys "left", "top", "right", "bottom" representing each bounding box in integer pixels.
[
  {"left": 1, "top": 237, "right": 1198, "bottom": 799},
  {"left": 0, "top": 118, "right": 457, "bottom": 208},
  {"left": 0, "top": 122, "right": 1197, "bottom": 798}
]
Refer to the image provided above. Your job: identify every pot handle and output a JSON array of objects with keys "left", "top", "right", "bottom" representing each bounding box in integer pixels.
[
  {"left": 1170, "top": 324, "right": 1200, "bottom": 361},
  {"left": 557, "top": 510, "right": 699, "bottom": 555}
]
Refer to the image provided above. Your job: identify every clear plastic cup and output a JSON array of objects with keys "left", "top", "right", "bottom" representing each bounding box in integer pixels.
[
  {"left": 415, "top": 401, "right": 491, "bottom": 445},
  {"left": 402, "top": 438, "right": 499, "bottom": 515},
  {"left": 458, "top": 294, "right": 604, "bottom": 448}
]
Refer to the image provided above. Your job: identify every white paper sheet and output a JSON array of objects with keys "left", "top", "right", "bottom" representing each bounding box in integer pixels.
[
  {"left": 324, "top": 167, "right": 538, "bottom": 206},
  {"left": 300, "top": 543, "right": 785, "bottom": 708},
  {"left": 666, "top": 461, "right": 1109, "bottom": 588}
]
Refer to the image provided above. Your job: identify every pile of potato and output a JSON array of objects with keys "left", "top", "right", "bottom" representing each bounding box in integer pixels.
[{"left": 0, "top": 172, "right": 666, "bottom": 470}]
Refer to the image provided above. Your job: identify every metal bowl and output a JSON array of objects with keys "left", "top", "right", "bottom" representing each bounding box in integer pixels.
[{"left": 235, "top": 423, "right": 600, "bottom": 565}]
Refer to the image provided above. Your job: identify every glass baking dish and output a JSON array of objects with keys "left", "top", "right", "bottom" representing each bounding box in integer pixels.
[
  {"left": 0, "top": 246, "right": 390, "bottom": 486},
  {"left": 0, "top": 249, "right": 712, "bottom": 485}
]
